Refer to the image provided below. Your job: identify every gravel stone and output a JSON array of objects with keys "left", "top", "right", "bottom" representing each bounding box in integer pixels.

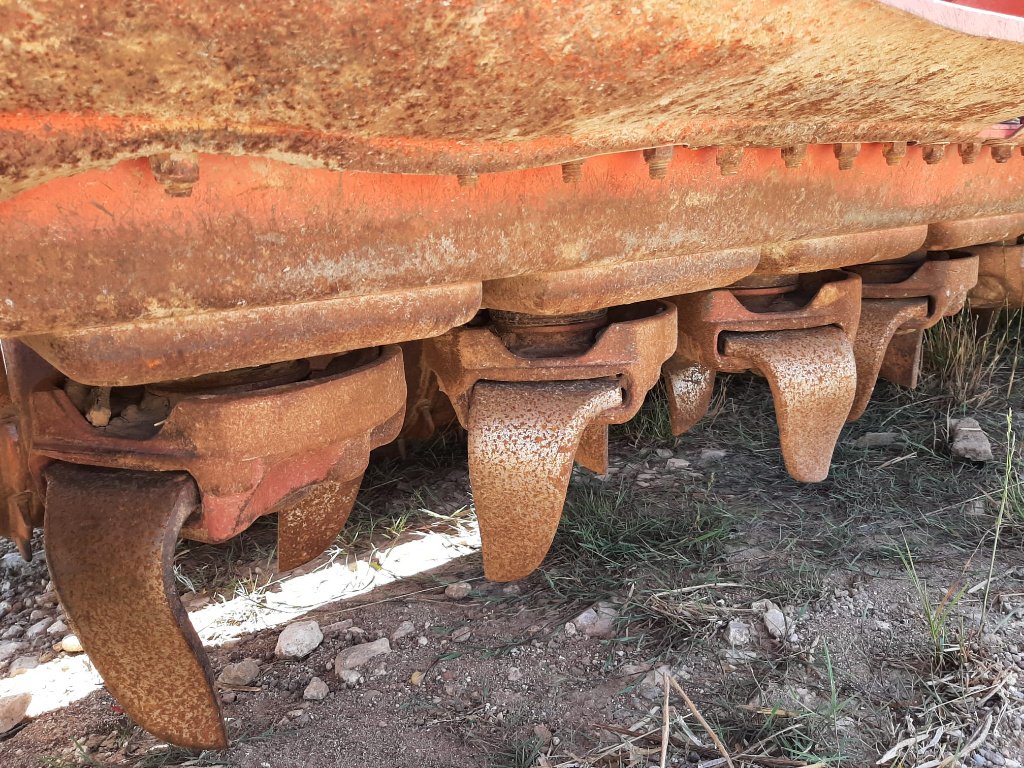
[
  {"left": 444, "top": 582, "right": 472, "bottom": 600},
  {"left": 334, "top": 638, "right": 391, "bottom": 671},
  {"left": 217, "top": 658, "right": 261, "bottom": 686},
  {"left": 275, "top": 620, "right": 323, "bottom": 659},
  {"left": 303, "top": 676, "right": 330, "bottom": 701}
]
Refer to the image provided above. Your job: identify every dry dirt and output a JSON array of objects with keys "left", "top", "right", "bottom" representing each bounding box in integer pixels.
[{"left": 1, "top": 363, "right": 1024, "bottom": 768}]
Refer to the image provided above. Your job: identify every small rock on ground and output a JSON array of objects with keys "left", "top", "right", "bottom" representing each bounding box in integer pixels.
[
  {"left": 217, "top": 658, "right": 261, "bottom": 686},
  {"left": 390, "top": 620, "right": 415, "bottom": 642},
  {"left": 338, "top": 669, "right": 363, "bottom": 688},
  {"left": 571, "top": 601, "right": 619, "bottom": 639},
  {"left": 303, "top": 677, "right": 330, "bottom": 701},
  {"left": 444, "top": 582, "right": 472, "bottom": 600},
  {"left": 275, "top": 620, "right": 323, "bottom": 659},
  {"left": 334, "top": 638, "right": 391, "bottom": 671},
  {"left": 949, "top": 417, "right": 994, "bottom": 462},
  {"left": 725, "top": 619, "right": 751, "bottom": 647},
  {"left": 60, "top": 635, "right": 83, "bottom": 654},
  {"left": 753, "top": 599, "right": 789, "bottom": 640},
  {"left": 0, "top": 692, "right": 31, "bottom": 735},
  {"left": 8, "top": 656, "right": 38, "bottom": 676}
]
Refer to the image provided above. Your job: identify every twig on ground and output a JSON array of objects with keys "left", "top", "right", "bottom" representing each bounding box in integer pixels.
[
  {"left": 666, "top": 675, "right": 735, "bottom": 768},
  {"left": 660, "top": 674, "right": 670, "bottom": 768}
]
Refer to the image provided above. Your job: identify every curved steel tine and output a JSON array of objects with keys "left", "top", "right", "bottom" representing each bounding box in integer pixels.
[
  {"left": 879, "top": 328, "right": 924, "bottom": 390},
  {"left": 722, "top": 327, "right": 856, "bottom": 483},
  {"left": 848, "top": 298, "right": 927, "bottom": 421},
  {"left": 277, "top": 474, "right": 363, "bottom": 571},
  {"left": 468, "top": 379, "right": 622, "bottom": 582},
  {"left": 662, "top": 359, "right": 716, "bottom": 436},
  {"left": 44, "top": 463, "right": 227, "bottom": 750}
]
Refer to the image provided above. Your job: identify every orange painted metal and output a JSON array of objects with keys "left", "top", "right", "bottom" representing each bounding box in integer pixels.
[
  {"left": 2, "top": 146, "right": 1024, "bottom": 358},
  {"left": 29, "top": 347, "right": 406, "bottom": 550}
]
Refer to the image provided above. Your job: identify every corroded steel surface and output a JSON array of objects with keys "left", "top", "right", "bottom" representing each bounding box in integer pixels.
[
  {"left": 663, "top": 273, "right": 862, "bottom": 481},
  {"left": 3, "top": 147, "right": 1024, "bottom": 349},
  {"left": 849, "top": 300, "right": 929, "bottom": 420},
  {"left": 276, "top": 477, "right": 363, "bottom": 572},
  {"left": 427, "top": 306, "right": 675, "bottom": 578},
  {"left": 0, "top": 357, "right": 32, "bottom": 558},
  {"left": 2, "top": 0, "right": 1024, "bottom": 196},
  {"left": 44, "top": 464, "right": 226, "bottom": 749},
  {"left": 669, "top": 271, "right": 862, "bottom": 371},
  {"left": 969, "top": 243, "right": 1024, "bottom": 308},
  {"left": 482, "top": 249, "right": 759, "bottom": 315},
  {"left": 468, "top": 380, "right": 622, "bottom": 581},
  {"left": 754, "top": 227, "right": 928, "bottom": 276},
  {"left": 426, "top": 302, "right": 677, "bottom": 426},
  {"left": 30, "top": 347, "right": 406, "bottom": 548},
  {"left": 721, "top": 329, "right": 857, "bottom": 483},
  {"left": 846, "top": 252, "right": 979, "bottom": 418},
  {"left": 924, "top": 213, "right": 1024, "bottom": 250},
  {"left": 22, "top": 284, "right": 481, "bottom": 387}
]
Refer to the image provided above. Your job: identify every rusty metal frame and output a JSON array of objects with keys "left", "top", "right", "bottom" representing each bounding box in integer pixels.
[
  {"left": 663, "top": 272, "right": 862, "bottom": 482},
  {"left": 846, "top": 252, "right": 979, "bottom": 419},
  {"left": 28, "top": 346, "right": 406, "bottom": 551}
]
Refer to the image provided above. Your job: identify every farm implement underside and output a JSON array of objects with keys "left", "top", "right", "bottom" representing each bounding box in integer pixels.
[{"left": 2, "top": 0, "right": 1024, "bottom": 749}]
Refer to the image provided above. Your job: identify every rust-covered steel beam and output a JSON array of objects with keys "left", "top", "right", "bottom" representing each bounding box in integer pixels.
[{"left": 1, "top": 0, "right": 1023, "bottom": 196}]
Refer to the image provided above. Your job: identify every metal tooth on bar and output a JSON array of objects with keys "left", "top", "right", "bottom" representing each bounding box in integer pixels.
[
  {"left": 642, "top": 146, "right": 674, "bottom": 179},
  {"left": 662, "top": 271, "right": 861, "bottom": 482},
  {"left": 883, "top": 141, "right": 907, "bottom": 166},
  {"left": 716, "top": 146, "right": 744, "bottom": 175},
  {"left": 834, "top": 142, "right": 860, "bottom": 170},
  {"left": 845, "top": 252, "right": 979, "bottom": 420},
  {"left": 781, "top": 145, "right": 807, "bottom": 168},
  {"left": 13, "top": 344, "right": 408, "bottom": 746},
  {"left": 992, "top": 144, "right": 1014, "bottom": 164},
  {"left": 424, "top": 303, "right": 676, "bottom": 580},
  {"left": 922, "top": 143, "right": 946, "bottom": 165},
  {"left": 45, "top": 464, "right": 226, "bottom": 749},
  {"left": 959, "top": 142, "right": 982, "bottom": 164}
]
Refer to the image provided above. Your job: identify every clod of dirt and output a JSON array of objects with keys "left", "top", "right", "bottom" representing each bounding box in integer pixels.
[
  {"left": 0, "top": 692, "right": 31, "bottom": 736},
  {"left": 444, "top": 581, "right": 472, "bottom": 600},
  {"left": 217, "top": 657, "right": 261, "bottom": 686},
  {"left": 949, "top": 417, "right": 994, "bottom": 462},
  {"left": 303, "top": 677, "right": 330, "bottom": 701},
  {"left": 334, "top": 637, "right": 390, "bottom": 671},
  {"left": 452, "top": 626, "right": 472, "bottom": 643},
  {"left": 274, "top": 619, "right": 323, "bottom": 659}
]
